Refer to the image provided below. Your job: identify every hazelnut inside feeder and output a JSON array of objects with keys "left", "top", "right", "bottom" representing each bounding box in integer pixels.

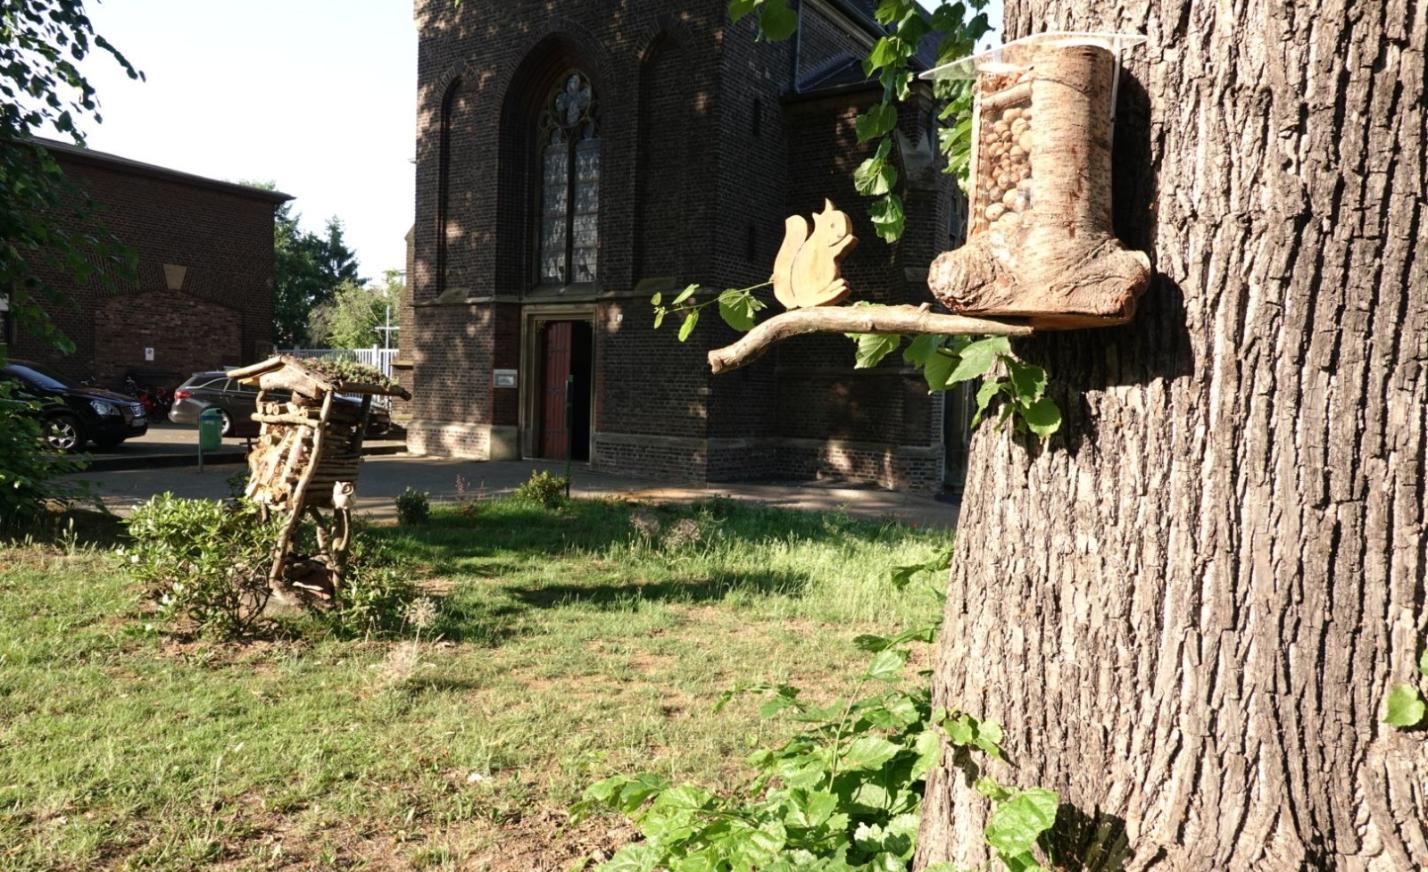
[{"left": 921, "top": 32, "right": 1151, "bottom": 329}]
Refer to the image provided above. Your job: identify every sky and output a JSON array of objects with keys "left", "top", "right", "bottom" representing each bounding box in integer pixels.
[{"left": 57, "top": 0, "right": 999, "bottom": 281}]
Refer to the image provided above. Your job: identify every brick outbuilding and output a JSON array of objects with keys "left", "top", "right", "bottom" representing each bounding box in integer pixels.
[
  {"left": 2, "top": 139, "right": 289, "bottom": 391},
  {"left": 401, "top": 0, "right": 974, "bottom": 492}
]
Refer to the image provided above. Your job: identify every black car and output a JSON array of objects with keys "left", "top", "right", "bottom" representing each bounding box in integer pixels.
[
  {"left": 169, "top": 371, "right": 392, "bottom": 438},
  {"left": 1, "top": 360, "right": 149, "bottom": 452}
]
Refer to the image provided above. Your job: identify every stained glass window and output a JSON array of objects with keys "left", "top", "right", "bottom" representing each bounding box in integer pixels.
[{"left": 537, "top": 71, "right": 599, "bottom": 285}]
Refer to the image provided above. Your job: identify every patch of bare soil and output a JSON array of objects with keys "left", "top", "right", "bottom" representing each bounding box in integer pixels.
[{"left": 468, "top": 807, "right": 638, "bottom": 871}]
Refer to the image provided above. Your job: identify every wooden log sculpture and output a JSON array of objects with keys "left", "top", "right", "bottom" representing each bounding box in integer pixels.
[
  {"left": 227, "top": 356, "right": 409, "bottom": 605},
  {"left": 927, "top": 42, "right": 1151, "bottom": 328}
]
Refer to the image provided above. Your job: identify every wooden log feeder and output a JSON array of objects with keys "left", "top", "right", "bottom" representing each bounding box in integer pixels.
[
  {"left": 920, "top": 32, "right": 1151, "bottom": 328},
  {"left": 226, "top": 355, "right": 411, "bottom": 602},
  {"left": 705, "top": 32, "right": 1149, "bottom": 372}
]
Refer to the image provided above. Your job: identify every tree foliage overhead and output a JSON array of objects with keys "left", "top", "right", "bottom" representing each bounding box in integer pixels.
[
  {"left": 1, "top": 0, "right": 141, "bottom": 354},
  {"left": 733, "top": 0, "right": 989, "bottom": 243}
]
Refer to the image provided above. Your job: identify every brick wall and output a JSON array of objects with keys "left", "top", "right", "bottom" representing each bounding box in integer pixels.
[
  {"left": 92, "top": 289, "right": 242, "bottom": 386},
  {"left": 8, "top": 147, "right": 281, "bottom": 389}
]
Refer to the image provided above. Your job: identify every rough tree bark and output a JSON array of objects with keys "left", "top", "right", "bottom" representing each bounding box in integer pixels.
[{"left": 916, "top": 1, "right": 1427, "bottom": 870}]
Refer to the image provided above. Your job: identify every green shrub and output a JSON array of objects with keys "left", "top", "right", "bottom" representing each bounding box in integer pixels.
[
  {"left": 513, "top": 469, "right": 568, "bottom": 509},
  {"left": 125, "top": 495, "right": 281, "bottom": 639},
  {"left": 395, "top": 487, "right": 430, "bottom": 525},
  {"left": 575, "top": 627, "right": 1060, "bottom": 872},
  {"left": 0, "top": 381, "right": 85, "bottom": 529},
  {"left": 322, "top": 533, "right": 419, "bottom": 638},
  {"left": 574, "top": 555, "right": 1061, "bottom": 871}
]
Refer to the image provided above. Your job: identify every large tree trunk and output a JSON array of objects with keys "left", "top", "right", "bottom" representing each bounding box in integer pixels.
[{"left": 917, "top": 1, "right": 1427, "bottom": 869}]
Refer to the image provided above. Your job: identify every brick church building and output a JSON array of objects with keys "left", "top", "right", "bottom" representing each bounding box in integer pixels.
[{"left": 400, "top": 0, "right": 972, "bottom": 492}]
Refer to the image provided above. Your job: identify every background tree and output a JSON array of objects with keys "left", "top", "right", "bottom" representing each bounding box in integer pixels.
[
  {"left": 271, "top": 203, "right": 362, "bottom": 347},
  {"left": 310, "top": 270, "right": 402, "bottom": 350},
  {"left": 911, "top": 2, "right": 1428, "bottom": 869},
  {"left": 0, "top": 0, "right": 137, "bottom": 524},
  {"left": 1, "top": 0, "right": 139, "bottom": 353}
]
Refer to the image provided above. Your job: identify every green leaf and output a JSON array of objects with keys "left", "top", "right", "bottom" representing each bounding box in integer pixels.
[
  {"left": 1419, "top": 649, "right": 1428, "bottom": 677},
  {"left": 947, "top": 336, "right": 1010, "bottom": 385},
  {"left": 1021, "top": 398, "right": 1062, "bottom": 440},
  {"left": 757, "top": 0, "right": 799, "bottom": 40},
  {"left": 945, "top": 715, "right": 975, "bottom": 747},
  {"left": 973, "top": 719, "right": 1004, "bottom": 758},
  {"left": 601, "top": 841, "right": 661, "bottom": 872},
  {"left": 728, "top": 0, "right": 759, "bottom": 21},
  {"left": 984, "top": 787, "right": 1060, "bottom": 858},
  {"left": 718, "top": 297, "right": 755, "bottom": 332},
  {"left": 868, "top": 193, "right": 905, "bottom": 242},
  {"left": 863, "top": 36, "right": 902, "bottom": 76},
  {"left": 972, "top": 378, "right": 1002, "bottom": 427},
  {"left": 653, "top": 308, "right": 666, "bottom": 330},
  {"left": 853, "top": 155, "right": 899, "bottom": 196},
  {"left": 656, "top": 784, "right": 713, "bottom": 810},
  {"left": 866, "top": 647, "right": 909, "bottom": 682},
  {"left": 921, "top": 350, "right": 957, "bottom": 392},
  {"left": 727, "top": 820, "right": 786, "bottom": 866},
  {"left": 678, "top": 310, "right": 700, "bottom": 342},
  {"left": 911, "top": 727, "right": 942, "bottom": 778},
  {"left": 650, "top": 291, "right": 663, "bottom": 306},
  {"left": 850, "top": 332, "right": 901, "bottom": 369},
  {"left": 673, "top": 284, "right": 698, "bottom": 305},
  {"left": 902, "top": 334, "right": 941, "bottom": 365},
  {"left": 786, "top": 789, "right": 838, "bottom": 828},
  {"left": 874, "top": 0, "right": 911, "bottom": 24},
  {"left": 841, "top": 735, "right": 902, "bottom": 771},
  {"left": 973, "top": 776, "right": 1011, "bottom": 802},
  {"left": 1384, "top": 684, "right": 1427, "bottom": 727},
  {"left": 1006, "top": 359, "right": 1048, "bottom": 406},
  {"left": 854, "top": 103, "right": 898, "bottom": 143}
]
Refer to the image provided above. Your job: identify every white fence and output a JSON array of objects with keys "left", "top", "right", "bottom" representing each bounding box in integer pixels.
[
  {"left": 279, "top": 347, "right": 398, "bottom": 406},
  {"left": 280, "top": 347, "right": 397, "bottom": 378}
]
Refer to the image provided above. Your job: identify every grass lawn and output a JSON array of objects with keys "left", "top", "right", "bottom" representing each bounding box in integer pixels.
[{"left": 0, "top": 497, "right": 949, "bottom": 870}]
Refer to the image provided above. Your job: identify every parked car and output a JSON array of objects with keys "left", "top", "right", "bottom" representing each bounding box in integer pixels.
[
  {"left": 1, "top": 359, "right": 149, "bottom": 452},
  {"left": 169, "top": 372, "right": 392, "bottom": 438}
]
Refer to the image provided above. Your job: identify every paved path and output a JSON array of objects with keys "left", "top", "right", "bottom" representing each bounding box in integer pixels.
[
  {"left": 64, "top": 455, "right": 959, "bottom": 528},
  {"left": 80, "top": 422, "right": 405, "bottom": 470}
]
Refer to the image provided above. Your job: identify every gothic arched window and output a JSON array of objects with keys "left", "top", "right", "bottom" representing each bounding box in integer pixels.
[{"left": 537, "top": 71, "right": 599, "bottom": 285}]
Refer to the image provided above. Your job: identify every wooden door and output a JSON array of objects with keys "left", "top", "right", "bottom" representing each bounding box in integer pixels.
[{"left": 539, "top": 322, "right": 572, "bottom": 458}]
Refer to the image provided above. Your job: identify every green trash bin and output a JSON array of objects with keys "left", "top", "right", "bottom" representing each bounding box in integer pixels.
[{"left": 198, "top": 407, "right": 224, "bottom": 456}]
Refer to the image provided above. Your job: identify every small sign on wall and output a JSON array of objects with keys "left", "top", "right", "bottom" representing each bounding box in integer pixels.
[
  {"left": 144, "top": 347, "right": 155, "bottom": 362},
  {"left": 493, "top": 369, "right": 517, "bottom": 388}
]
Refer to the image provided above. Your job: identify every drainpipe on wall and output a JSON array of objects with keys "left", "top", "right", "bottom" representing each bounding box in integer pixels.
[{"left": 791, "top": 0, "right": 803, "bottom": 93}]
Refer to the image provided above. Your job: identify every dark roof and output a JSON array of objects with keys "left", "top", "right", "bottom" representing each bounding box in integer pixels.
[
  {"left": 798, "top": 56, "right": 871, "bottom": 92},
  {"left": 30, "top": 137, "right": 293, "bottom": 204}
]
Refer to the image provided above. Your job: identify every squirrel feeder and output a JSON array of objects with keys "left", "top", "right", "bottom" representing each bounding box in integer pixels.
[{"left": 920, "top": 32, "right": 1151, "bottom": 328}]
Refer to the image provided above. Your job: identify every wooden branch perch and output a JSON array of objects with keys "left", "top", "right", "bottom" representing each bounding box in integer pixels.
[{"left": 707, "top": 305, "right": 1033, "bottom": 374}]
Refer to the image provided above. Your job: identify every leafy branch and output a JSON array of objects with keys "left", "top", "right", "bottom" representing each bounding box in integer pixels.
[
  {"left": 1, "top": 0, "right": 144, "bottom": 353},
  {"left": 651, "top": 281, "right": 771, "bottom": 341},
  {"left": 575, "top": 618, "right": 1061, "bottom": 871},
  {"left": 733, "top": 0, "right": 989, "bottom": 243},
  {"left": 850, "top": 325, "right": 1061, "bottom": 440}
]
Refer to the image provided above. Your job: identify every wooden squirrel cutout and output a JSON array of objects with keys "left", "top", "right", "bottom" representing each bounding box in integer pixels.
[{"left": 772, "top": 199, "right": 859, "bottom": 309}]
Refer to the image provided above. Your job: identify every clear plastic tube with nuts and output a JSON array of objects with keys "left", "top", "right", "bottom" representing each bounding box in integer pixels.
[{"left": 921, "top": 32, "right": 1153, "bottom": 329}]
